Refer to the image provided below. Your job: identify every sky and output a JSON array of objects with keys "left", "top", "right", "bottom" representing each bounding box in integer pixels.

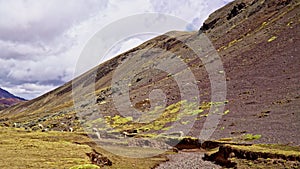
[{"left": 0, "top": 0, "right": 233, "bottom": 100}]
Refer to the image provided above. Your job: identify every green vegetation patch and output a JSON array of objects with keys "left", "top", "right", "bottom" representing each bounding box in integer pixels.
[
  {"left": 69, "top": 164, "right": 100, "bottom": 169},
  {"left": 267, "top": 36, "right": 277, "bottom": 42},
  {"left": 242, "top": 134, "right": 262, "bottom": 141},
  {"left": 87, "top": 100, "right": 228, "bottom": 139}
]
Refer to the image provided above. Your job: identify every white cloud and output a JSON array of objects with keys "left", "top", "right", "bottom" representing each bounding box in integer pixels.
[
  {"left": 150, "top": 0, "right": 225, "bottom": 28},
  {"left": 118, "top": 38, "right": 145, "bottom": 55},
  {"left": 0, "top": 0, "right": 107, "bottom": 42},
  {"left": 2, "top": 83, "right": 57, "bottom": 100},
  {"left": 223, "top": 0, "right": 234, "bottom": 3}
]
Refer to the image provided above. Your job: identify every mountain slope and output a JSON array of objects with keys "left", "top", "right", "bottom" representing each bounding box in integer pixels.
[
  {"left": 200, "top": 0, "right": 300, "bottom": 145},
  {"left": 0, "top": 88, "right": 25, "bottom": 110},
  {"left": 0, "top": 0, "right": 299, "bottom": 146}
]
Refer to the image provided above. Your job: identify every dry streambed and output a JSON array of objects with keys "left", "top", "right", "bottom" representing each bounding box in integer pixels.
[
  {"left": 155, "top": 151, "right": 221, "bottom": 169},
  {"left": 155, "top": 139, "right": 300, "bottom": 169}
]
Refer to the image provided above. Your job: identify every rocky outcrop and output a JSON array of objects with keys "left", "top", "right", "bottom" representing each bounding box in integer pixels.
[
  {"left": 200, "top": 0, "right": 294, "bottom": 33},
  {"left": 86, "top": 150, "right": 112, "bottom": 167}
]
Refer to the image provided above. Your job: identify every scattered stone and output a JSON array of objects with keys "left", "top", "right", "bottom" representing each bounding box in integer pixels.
[
  {"left": 41, "top": 128, "right": 48, "bottom": 132},
  {"left": 0, "top": 118, "right": 8, "bottom": 122},
  {"left": 156, "top": 151, "right": 221, "bottom": 169},
  {"left": 13, "top": 122, "right": 21, "bottom": 128},
  {"left": 38, "top": 124, "right": 44, "bottom": 130},
  {"left": 122, "top": 130, "right": 138, "bottom": 138},
  {"left": 257, "top": 110, "right": 271, "bottom": 118}
]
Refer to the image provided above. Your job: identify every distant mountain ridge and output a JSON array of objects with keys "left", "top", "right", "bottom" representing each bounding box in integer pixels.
[
  {"left": 0, "top": 88, "right": 24, "bottom": 100},
  {"left": 0, "top": 88, "right": 25, "bottom": 110}
]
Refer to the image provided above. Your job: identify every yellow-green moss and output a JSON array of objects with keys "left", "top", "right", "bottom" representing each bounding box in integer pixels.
[
  {"left": 85, "top": 100, "right": 229, "bottom": 138},
  {"left": 69, "top": 164, "right": 100, "bottom": 169},
  {"left": 242, "top": 134, "right": 262, "bottom": 141},
  {"left": 267, "top": 36, "right": 277, "bottom": 42},
  {"left": 223, "top": 110, "right": 230, "bottom": 115}
]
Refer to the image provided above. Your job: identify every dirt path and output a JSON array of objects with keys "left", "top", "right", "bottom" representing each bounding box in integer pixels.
[{"left": 155, "top": 150, "right": 221, "bottom": 169}]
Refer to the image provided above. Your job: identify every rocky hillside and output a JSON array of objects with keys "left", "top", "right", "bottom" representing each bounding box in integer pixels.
[
  {"left": 0, "top": 88, "right": 25, "bottom": 110},
  {"left": 199, "top": 0, "right": 300, "bottom": 145},
  {"left": 0, "top": 0, "right": 299, "bottom": 146}
]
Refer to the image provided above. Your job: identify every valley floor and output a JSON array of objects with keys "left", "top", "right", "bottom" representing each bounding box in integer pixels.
[{"left": 1, "top": 127, "right": 300, "bottom": 169}]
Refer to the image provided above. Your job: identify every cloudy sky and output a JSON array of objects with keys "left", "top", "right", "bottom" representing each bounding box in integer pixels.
[{"left": 0, "top": 0, "right": 233, "bottom": 100}]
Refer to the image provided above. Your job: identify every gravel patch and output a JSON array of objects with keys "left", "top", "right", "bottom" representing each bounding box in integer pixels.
[{"left": 155, "top": 151, "right": 221, "bottom": 169}]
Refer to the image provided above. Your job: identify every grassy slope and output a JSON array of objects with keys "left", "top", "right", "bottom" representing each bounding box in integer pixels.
[{"left": 0, "top": 127, "right": 91, "bottom": 169}]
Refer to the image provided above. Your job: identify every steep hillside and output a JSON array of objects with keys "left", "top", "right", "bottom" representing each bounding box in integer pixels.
[
  {"left": 0, "top": 0, "right": 299, "bottom": 147},
  {"left": 0, "top": 88, "right": 25, "bottom": 110},
  {"left": 200, "top": 0, "right": 300, "bottom": 145}
]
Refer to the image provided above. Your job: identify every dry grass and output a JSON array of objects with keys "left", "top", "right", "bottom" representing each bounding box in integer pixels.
[
  {"left": 0, "top": 127, "right": 167, "bottom": 169},
  {"left": 0, "top": 127, "right": 92, "bottom": 169}
]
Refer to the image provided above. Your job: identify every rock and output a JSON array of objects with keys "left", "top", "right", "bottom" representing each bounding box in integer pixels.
[
  {"left": 38, "top": 123, "right": 44, "bottom": 129},
  {"left": 227, "top": 2, "right": 246, "bottom": 20},
  {"left": 86, "top": 151, "right": 112, "bottom": 167},
  {"left": 229, "top": 152, "right": 235, "bottom": 158},
  {"left": 13, "top": 122, "right": 21, "bottom": 128},
  {"left": 41, "top": 128, "right": 49, "bottom": 132}
]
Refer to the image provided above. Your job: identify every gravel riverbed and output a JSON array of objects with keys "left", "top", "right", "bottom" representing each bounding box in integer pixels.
[{"left": 155, "top": 151, "right": 221, "bottom": 169}]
